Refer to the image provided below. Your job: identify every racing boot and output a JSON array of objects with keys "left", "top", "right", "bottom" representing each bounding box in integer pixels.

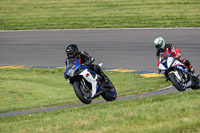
[
  {"left": 189, "top": 66, "right": 198, "bottom": 78},
  {"left": 189, "top": 66, "right": 195, "bottom": 73},
  {"left": 182, "top": 59, "right": 195, "bottom": 74},
  {"left": 92, "top": 64, "right": 112, "bottom": 88}
]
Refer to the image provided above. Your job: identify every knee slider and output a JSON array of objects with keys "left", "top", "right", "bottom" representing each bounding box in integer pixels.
[
  {"left": 93, "top": 64, "right": 101, "bottom": 71},
  {"left": 182, "top": 59, "right": 190, "bottom": 66}
]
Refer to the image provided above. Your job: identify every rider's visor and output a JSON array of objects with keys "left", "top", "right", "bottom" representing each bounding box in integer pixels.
[
  {"left": 155, "top": 44, "right": 162, "bottom": 49},
  {"left": 67, "top": 52, "right": 77, "bottom": 58},
  {"left": 67, "top": 53, "right": 74, "bottom": 57}
]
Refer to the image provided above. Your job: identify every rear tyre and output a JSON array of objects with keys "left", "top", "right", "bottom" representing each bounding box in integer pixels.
[
  {"left": 191, "top": 78, "right": 200, "bottom": 90},
  {"left": 168, "top": 73, "right": 186, "bottom": 91},
  {"left": 101, "top": 80, "right": 117, "bottom": 101},
  {"left": 73, "top": 79, "right": 92, "bottom": 104}
]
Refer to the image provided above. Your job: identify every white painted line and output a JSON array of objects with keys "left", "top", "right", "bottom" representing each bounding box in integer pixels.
[{"left": 159, "top": 85, "right": 173, "bottom": 91}]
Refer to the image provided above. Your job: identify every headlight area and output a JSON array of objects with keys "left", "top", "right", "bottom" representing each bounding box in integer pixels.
[
  {"left": 67, "top": 69, "right": 75, "bottom": 77},
  {"left": 67, "top": 67, "right": 82, "bottom": 77},
  {"left": 67, "top": 67, "right": 86, "bottom": 78}
]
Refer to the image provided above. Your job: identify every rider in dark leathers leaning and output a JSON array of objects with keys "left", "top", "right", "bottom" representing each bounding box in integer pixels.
[{"left": 65, "top": 43, "right": 110, "bottom": 87}]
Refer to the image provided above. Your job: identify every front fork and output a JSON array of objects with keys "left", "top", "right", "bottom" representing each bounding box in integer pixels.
[
  {"left": 164, "top": 71, "right": 170, "bottom": 81},
  {"left": 80, "top": 78, "right": 90, "bottom": 92},
  {"left": 165, "top": 69, "right": 190, "bottom": 84}
]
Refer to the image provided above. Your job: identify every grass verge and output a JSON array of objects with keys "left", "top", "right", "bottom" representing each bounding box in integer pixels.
[
  {"left": 0, "top": 0, "right": 200, "bottom": 30},
  {"left": 0, "top": 90, "right": 200, "bottom": 133},
  {"left": 0, "top": 68, "right": 170, "bottom": 113}
]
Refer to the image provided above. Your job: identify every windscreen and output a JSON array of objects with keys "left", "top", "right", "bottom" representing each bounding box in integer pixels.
[
  {"left": 160, "top": 52, "right": 170, "bottom": 58},
  {"left": 160, "top": 52, "right": 171, "bottom": 60},
  {"left": 66, "top": 58, "right": 79, "bottom": 68}
]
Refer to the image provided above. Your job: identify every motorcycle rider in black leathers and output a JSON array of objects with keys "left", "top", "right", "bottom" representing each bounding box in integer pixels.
[{"left": 65, "top": 43, "right": 111, "bottom": 88}]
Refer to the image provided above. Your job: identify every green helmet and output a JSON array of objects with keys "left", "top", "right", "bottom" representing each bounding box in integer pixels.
[{"left": 154, "top": 37, "right": 165, "bottom": 50}]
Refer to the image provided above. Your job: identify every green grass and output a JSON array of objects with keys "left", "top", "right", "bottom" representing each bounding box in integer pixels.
[
  {"left": 0, "top": 90, "right": 200, "bottom": 133},
  {"left": 0, "top": 68, "right": 170, "bottom": 113},
  {"left": 0, "top": 0, "right": 200, "bottom": 30}
]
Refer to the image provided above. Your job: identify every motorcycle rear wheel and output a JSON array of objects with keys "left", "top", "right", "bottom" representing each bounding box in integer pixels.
[
  {"left": 191, "top": 78, "right": 200, "bottom": 90},
  {"left": 73, "top": 79, "right": 92, "bottom": 104},
  {"left": 101, "top": 80, "right": 117, "bottom": 101},
  {"left": 168, "top": 73, "right": 186, "bottom": 91}
]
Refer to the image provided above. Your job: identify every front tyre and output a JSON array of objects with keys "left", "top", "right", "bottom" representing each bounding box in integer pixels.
[
  {"left": 168, "top": 73, "right": 186, "bottom": 91},
  {"left": 101, "top": 80, "right": 117, "bottom": 101},
  {"left": 73, "top": 79, "right": 92, "bottom": 104}
]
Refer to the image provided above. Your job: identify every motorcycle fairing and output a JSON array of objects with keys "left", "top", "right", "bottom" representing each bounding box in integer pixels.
[
  {"left": 159, "top": 56, "right": 188, "bottom": 74},
  {"left": 158, "top": 63, "right": 166, "bottom": 71},
  {"left": 171, "top": 60, "right": 188, "bottom": 74},
  {"left": 169, "top": 70, "right": 182, "bottom": 81},
  {"left": 80, "top": 69, "right": 98, "bottom": 98},
  {"left": 64, "top": 59, "right": 81, "bottom": 76},
  {"left": 167, "top": 57, "right": 174, "bottom": 68}
]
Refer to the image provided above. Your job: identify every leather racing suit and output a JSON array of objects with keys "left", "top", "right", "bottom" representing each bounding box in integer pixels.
[
  {"left": 65, "top": 51, "right": 109, "bottom": 82},
  {"left": 156, "top": 44, "right": 195, "bottom": 73}
]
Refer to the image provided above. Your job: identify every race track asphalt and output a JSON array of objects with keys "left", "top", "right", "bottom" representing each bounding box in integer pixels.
[
  {"left": 0, "top": 28, "right": 199, "bottom": 117},
  {"left": 1, "top": 28, "right": 200, "bottom": 72}
]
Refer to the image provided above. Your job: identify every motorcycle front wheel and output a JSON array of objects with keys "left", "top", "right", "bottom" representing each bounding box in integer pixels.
[
  {"left": 168, "top": 73, "right": 186, "bottom": 91},
  {"left": 73, "top": 79, "right": 92, "bottom": 104}
]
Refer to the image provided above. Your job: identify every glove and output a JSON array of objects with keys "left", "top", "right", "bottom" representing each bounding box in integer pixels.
[
  {"left": 84, "top": 61, "right": 92, "bottom": 66},
  {"left": 90, "top": 57, "right": 95, "bottom": 63},
  {"left": 64, "top": 74, "right": 69, "bottom": 80},
  {"left": 158, "top": 70, "right": 161, "bottom": 74}
]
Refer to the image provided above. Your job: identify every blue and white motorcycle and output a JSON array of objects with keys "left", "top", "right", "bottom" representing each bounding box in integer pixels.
[
  {"left": 158, "top": 52, "right": 200, "bottom": 91},
  {"left": 64, "top": 58, "right": 117, "bottom": 104}
]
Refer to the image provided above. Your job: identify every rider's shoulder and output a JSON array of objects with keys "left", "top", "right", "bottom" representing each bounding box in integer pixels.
[
  {"left": 80, "top": 51, "right": 89, "bottom": 56},
  {"left": 165, "top": 43, "right": 173, "bottom": 46},
  {"left": 165, "top": 43, "right": 174, "bottom": 49}
]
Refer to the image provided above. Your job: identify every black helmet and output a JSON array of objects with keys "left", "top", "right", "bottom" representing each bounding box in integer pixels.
[{"left": 66, "top": 43, "right": 79, "bottom": 58}]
